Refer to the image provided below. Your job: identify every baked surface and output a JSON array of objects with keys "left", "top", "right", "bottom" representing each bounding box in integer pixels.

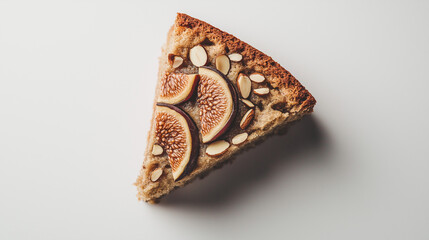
[{"left": 135, "top": 13, "right": 316, "bottom": 203}]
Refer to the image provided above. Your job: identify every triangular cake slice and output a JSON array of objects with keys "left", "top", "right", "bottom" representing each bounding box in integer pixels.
[{"left": 136, "top": 13, "right": 316, "bottom": 203}]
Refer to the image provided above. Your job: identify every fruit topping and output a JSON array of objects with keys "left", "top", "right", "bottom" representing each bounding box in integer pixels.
[
  {"left": 253, "top": 87, "right": 270, "bottom": 96},
  {"left": 158, "top": 73, "right": 199, "bottom": 105},
  {"left": 241, "top": 99, "right": 255, "bottom": 108},
  {"left": 231, "top": 132, "right": 248, "bottom": 145},
  {"left": 152, "top": 144, "right": 163, "bottom": 156},
  {"left": 197, "top": 67, "right": 238, "bottom": 143},
  {"left": 150, "top": 168, "right": 163, "bottom": 182},
  {"left": 154, "top": 103, "right": 199, "bottom": 180},
  {"left": 249, "top": 73, "right": 265, "bottom": 83},
  {"left": 228, "top": 53, "right": 243, "bottom": 62}
]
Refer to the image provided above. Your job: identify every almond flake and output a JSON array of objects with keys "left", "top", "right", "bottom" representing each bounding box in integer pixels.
[
  {"left": 206, "top": 140, "right": 230, "bottom": 156},
  {"left": 237, "top": 73, "right": 251, "bottom": 99},
  {"left": 232, "top": 132, "right": 248, "bottom": 145},
  {"left": 172, "top": 56, "right": 183, "bottom": 68},
  {"left": 249, "top": 73, "right": 265, "bottom": 83},
  {"left": 253, "top": 88, "right": 270, "bottom": 96}
]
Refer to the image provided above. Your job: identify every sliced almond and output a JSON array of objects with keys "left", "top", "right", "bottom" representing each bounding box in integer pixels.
[
  {"left": 152, "top": 144, "right": 163, "bottom": 156},
  {"left": 215, "top": 55, "right": 230, "bottom": 75},
  {"left": 206, "top": 140, "right": 230, "bottom": 157},
  {"left": 228, "top": 53, "right": 242, "bottom": 62},
  {"left": 150, "top": 168, "right": 163, "bottom": 182},
  {"left": 189, "top": 45, "right": 207, "bottom": 67},
  {"left": 249, "top": 73, "right": 265, "bottom": 83},
  {"left": 240, "top": 109, "right": 255, "bottom": 129},
  {"left": 237, "top": 73, "right": 251, "bottom": 99},
  {"left": 253, "top": 88, "right": 270, "bottom": 96},
  {"left": 232, "top": 132, "right": 248, "bottom": 145},
  {"left": 172, "top": 56, "right": 183, "bottom": 68},
  {"left": 241, "top": 99, "right": 255, "bottom": 108},
  {"left": 168, "top": 54, "right": 184, "bottom": 69}
]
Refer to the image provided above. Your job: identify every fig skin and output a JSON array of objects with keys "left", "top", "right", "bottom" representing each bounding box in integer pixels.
[
  {"left": 198, "top": 67, "right": 239, "bottom": 143},
  {"left": 156, "top": 103, "right": 200, "bottom": 181},
  {"left": 178, "top": 75, "right": 199, "bottom": 104}
]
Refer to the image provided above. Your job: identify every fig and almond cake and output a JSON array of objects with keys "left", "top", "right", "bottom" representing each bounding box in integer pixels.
[{"left": 135, "top": 13, "right": 316, "bottom": 203}]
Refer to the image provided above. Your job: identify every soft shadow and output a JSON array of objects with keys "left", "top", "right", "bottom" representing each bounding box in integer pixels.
[{"left": 160, "top": 115, "right": 331, "bottom": 208}]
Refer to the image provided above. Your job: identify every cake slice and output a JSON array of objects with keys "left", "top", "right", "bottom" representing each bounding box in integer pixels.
[{"left": 135, "top": 13, "right": 316, "bottom": 203}]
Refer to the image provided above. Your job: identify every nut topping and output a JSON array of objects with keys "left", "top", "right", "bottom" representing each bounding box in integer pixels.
[
  {"left": 168, "top": 54, "right": 184, "bottom": 68},
  {"left": 232, "top": 132, "right": 248, "bottom": 145},
  {"left": 189, "top": 45, "right": 207, "bottom": 67},
  {"left": 237, "top": 73, "right": 251, "bottom": 99},
  {"left": 241, "top": 99, "right": 255, "bottom": 108},
  {"left": 240, "top": 109, "right": 255, "bottom": 129},
  {"left": 152, "top": 144, "right": 163, "bottom": 156},
  {"left": 172, "top": 56, "right": 183, "bottom": 68},
  {"left": 228, "top": 53, "right": 242, "bottom": 62},
  {"left": 249, "top": 73, "right": 265, "bottom": 83},
  {"left": 215, "top": 55, "right": 231, "bottom": 75},
  {"left": 253, "top": 88, "right": 270, "bottom": 96},
  {"left": 150, "top": 168, "right": 163, "bottom": 182},
  {"left": 206, "top": 140, "right": 230, "bottom": 156}
]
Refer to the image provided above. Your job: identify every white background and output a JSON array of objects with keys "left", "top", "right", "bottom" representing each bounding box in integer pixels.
[{"left": 1, "top": 0, "right": 428, "bottom": 239}]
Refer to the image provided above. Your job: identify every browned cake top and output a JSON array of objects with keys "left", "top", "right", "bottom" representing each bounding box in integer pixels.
[{"left": 175, "top": 13, "right": 316, "bottom": 113}]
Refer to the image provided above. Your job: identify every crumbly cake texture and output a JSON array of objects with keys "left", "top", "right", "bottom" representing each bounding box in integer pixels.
[{"left": 136, "top": 13, "right": 316, "bottom": 203}]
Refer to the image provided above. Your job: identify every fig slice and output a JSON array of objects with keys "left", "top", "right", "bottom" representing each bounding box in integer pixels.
[
  {"left": 154, "top": 103, "right": 199, "bottom": 181},
  {"left": 197, "top": 67, "right": 238, "bottom": 143},
  {"left": 158, "top": 73, "right": 199, "bottom": 105}
]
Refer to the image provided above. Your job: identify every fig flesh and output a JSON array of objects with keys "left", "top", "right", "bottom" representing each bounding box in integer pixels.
[
  {"left": 154, "top": 103, "right": 199, "bottom": 180},
  {"left": 197, "top": 67, "right": 238, "bottom": 143},
  {"left": 158, "top": 73, "right": 199, "bottom": 105}
]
